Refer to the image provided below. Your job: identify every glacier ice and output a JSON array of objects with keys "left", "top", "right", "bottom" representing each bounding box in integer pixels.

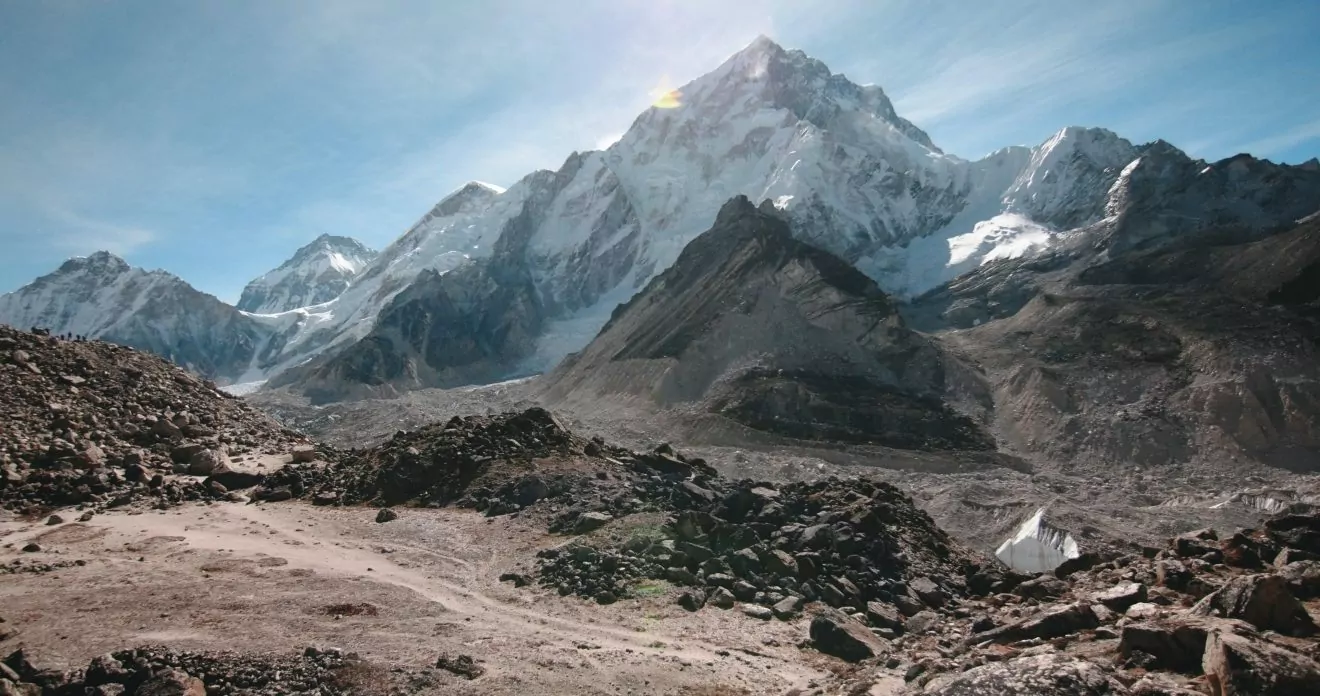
[{"left": 994, "top": 508, "right": 1080, "bottom": 574}]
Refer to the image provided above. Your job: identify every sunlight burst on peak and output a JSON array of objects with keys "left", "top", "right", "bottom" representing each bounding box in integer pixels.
[{"left": 649, "top": 76, "right": 682, "bottom": 109}]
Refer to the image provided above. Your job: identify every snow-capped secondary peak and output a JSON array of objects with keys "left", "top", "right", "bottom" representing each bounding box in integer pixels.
[
  {"left": 0, "top": 252, "right": 280, "bottom": 380},
  {"left": 236, "top": 235, "right": 377, "bottom": 314},
  {"left": 1001, "top": 126, "right": 1138, "bottom": 229},
  {"left": 429, "top": 180, "right": 506, "bottom": 218},
  {"left": 994, "top": 508, "right": 1081, "bottom": 574}
]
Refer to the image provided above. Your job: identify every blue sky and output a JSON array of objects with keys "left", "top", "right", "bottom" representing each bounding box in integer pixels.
[{"left": 2, "top": 0, "right": 1318, "bottom": 301}]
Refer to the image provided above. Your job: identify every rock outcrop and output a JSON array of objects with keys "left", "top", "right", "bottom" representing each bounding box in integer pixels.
[{"left": 542, "top": 196, "right": 994, "bottom": 452}]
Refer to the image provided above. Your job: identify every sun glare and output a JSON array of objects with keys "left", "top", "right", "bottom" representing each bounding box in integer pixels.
[{"left": 649, "top": 76, "right": 682, "bottom": 109}]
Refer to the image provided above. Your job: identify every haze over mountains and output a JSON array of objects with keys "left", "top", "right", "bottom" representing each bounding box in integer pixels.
[{"left": 2, "top": 36, "right": 1318, "bottom": 406}]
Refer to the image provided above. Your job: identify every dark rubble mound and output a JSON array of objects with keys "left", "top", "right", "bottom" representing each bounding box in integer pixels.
[
  {"left": 260, "top": 407, "right": 622, "bottom": 509},
  {"left": 0, "top": 325, "right": 309, "bottom": 512},
  {"left": 536, "top": 473, "right": 1005, "bottom": 618},
  {"left": 1, "top": 645, "right": 373, "bottom": 696},
  {"left": 263, "top": 407, "right": 723, "bottom": 516}
]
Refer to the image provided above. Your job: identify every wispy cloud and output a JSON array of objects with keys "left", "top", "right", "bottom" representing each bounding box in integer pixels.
[
  {"left": 2, "top": 0, "right": 1317, "bottom": 298},
  {"left": 42, "top": 206, "right": 157, "bottom": 255},
  {"left": 1228, "top": 120, "right": 1320, "bottom": 160}
]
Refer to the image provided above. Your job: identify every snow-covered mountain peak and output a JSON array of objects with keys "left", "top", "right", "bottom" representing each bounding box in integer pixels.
[
  {"left": 430, "top": 180, "right": 507, "bottom": 218},
  {"left": 236, "top": 234, "right": 377, "bottom": 314},
  {"left": 1000, "top": 126, "right": 1138, "bottom": 229},
  {"left": 58, "top": 250, "right": 132, "bottom": 277}
]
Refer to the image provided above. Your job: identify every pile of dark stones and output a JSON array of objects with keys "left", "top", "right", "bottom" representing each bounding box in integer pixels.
[
  {"left": 0, "top": 326, "right": 310, "bottom": 513},
  {"left": 261, "top": 408, "right": 720, "bottom": 518},
  {"left": 260, "top": 408, "right": 581, "bottom": 507},
  {"left": 532, "top": 474, "right": 1006, "bottom": 623},
  {"left": 1, "top": 645, "right": 364, "bottom": 695}
]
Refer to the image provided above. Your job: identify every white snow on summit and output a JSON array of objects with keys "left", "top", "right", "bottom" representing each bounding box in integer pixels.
[{"left": 237, "top": 234, "right": 378, "bottom": 314}]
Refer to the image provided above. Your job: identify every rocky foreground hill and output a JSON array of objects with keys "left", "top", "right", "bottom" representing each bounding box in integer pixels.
[{"left": 0, "top": 324, "right": 309, "bottom": 513}]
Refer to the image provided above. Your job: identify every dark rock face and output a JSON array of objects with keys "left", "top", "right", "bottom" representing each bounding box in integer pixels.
[
  {"left": 1119, "top": 617, "right": 1219, "bottom": 673},
  {"left": 1203, "top": 626, "right": 1320, "bottom": 696},
  {"left": 971, "top": 603, "right": 1099, "bottom": 645},
  {"left": 263, "top": 408, "right": 579, "bottom": 507},
  {"left": 544, "top": 196, "right": 993, "bottom": 452},
  {"left": 0, "top": 325, "right": 308, "bottom": 512},
  {"left": 909, "top": 212, "right": 1320, "bottom": 476},
  {"left": 1191, "top": 574, "right": 1316, "bottom": 636},
  {"left": 810, "top": 613, "right": 889, "bottom": 662},
  {"left": 273, "top": 259, "right": 544, "bottom": 404}
]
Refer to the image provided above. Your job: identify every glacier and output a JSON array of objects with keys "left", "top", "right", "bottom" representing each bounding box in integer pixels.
[{"left": 994, "top": 508, "right": 1081, "bottom": 574}]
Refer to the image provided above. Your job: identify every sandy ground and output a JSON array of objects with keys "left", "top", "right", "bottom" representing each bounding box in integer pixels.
[{"left": 0, "top": 500, "right": 856, "bottom": 695}]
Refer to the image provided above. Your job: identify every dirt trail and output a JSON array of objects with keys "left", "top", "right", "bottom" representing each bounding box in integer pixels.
[{"left": 1, "top": 502, "right": 828, "bottom": 695}]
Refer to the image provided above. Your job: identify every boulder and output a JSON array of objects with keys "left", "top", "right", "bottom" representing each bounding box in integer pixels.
[
  {"left": 1015, "top": 574, "right": 1068, "bottom": 600},
  {"left": 1203, "top": 625, "right": 1320, "bottom": 696},
  {"left": 909, "top": 576, "right": 946, "bottom": 608},
  {"left": 1119, "top": 616, "right": 1219, "bottom": 673},
  {"left": 1274, "top": 548, "right": 1320, "bottom": 567},
  {"left": 1191, "top": 574, "right": 1316, "bottom": 636},
  {"left": 907, "top": 610, "right": 941, "bottom": 635},
  {"left": 810, "top": 613, "right": 889, "bottom": 662},
  {"left": 136, "top": 669, "right": 205, "bottom": 696},
  {"left": 1264, "top": 513, "right": 1320, "bottom": 554},
  {"left": 972, "top": 603, "right": 1099, "bottom": 645},
  {"left": 290, "top": 445, "right": 318, "bottom": 463},
  {"left": 1126, "top": 603, "right": 1162, "bottom": 621},
  {"left": 1092, "top": 582, "right": 1148, "bottom": 612},
  {"left": 865, "top": 601, "right": 905, "bottom": 635},
  {"left": 186, "top": 449, "right": 224, "bottom": 476},
  {"left": 762, "top": 549, "right": 798, "bottom": 577},
  {"left": 678, "top": 591, "right": 705, "bottom": 612},
  {"left": 205, "top": 464, "right": 262, "bottom": 491},
  {"left": 921, "top": 653, "right": 1125, "bottom": 695},
  {"left": 573, "top": 512, "right": 612, "bottom": 534},
  {"left": 77, "top": 445, "right": 105, "bottom": 468},
  {"left": 709, "top": 587, "right": 736, "bottom": 609},
  {"left": 1277, "top": 561, "right": 1320, "bottom": 599},
  {"left": 771, "top": 595, "right": 803, "bottom": 620},
  {"left": 1155, "top": 559, "right": 1194, "bottom": 592},
  {"left": 1054, "top": 552, "right": 1107, "bottom": 579},
  {"left": 375, "top": 508, "right": 398, "bottom": 523},
  {"left": 742, "top": 605, "right": 773, "bottom": 620},
  {"left": 169, "top": 442, "right": 206, "bottom": 464}
]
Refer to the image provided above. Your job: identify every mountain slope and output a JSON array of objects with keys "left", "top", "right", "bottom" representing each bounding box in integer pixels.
[
  {"left": 539, "top": 196, "right": 993, "bottom": 451},
  {"left": 237, "top": 234, "right": 377, "bottom": 313},
  {"left": 922, "top": 212, "right": 1320, "bottom": 475},
  {"left": 0, "top": 252, "right": 284, "bottom": 380}
]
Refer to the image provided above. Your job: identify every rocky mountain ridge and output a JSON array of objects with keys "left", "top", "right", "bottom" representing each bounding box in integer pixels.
[
  {"left": 538, "top": 195, "right": 994, "bottom": 452},
  {"left": 12, "top": 37, "right": 1319, "bottom": 398}
]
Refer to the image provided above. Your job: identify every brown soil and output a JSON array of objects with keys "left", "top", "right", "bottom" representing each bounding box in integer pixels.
[{"left": 0, "top": 501, "right": 838, "bottom": 695}]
